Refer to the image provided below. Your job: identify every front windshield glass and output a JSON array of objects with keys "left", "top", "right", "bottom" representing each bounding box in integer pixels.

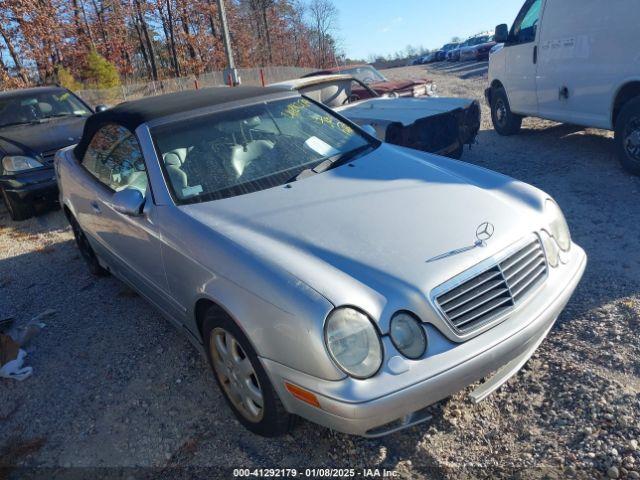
[
  {"left": 0, "top": 90, "right": 91, "bottom": 128},
  {"left": 152, "top": 97, "right": 374, "bottom": 204},
  {"left": 340, "top": 66, "right": 387, "bottom": 85}
]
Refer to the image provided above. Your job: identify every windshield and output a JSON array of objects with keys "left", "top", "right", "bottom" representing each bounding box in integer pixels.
[
  {"left": 152, "top": 97, "right": 375, "bottom": 204},
  {"left": 0, "top": 90, "right": 91, "bottom": 128},
  {"left": 339, "top": 66, "right": 387, "bottom": 85}
]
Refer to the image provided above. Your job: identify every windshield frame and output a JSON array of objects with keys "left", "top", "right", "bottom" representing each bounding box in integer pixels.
[
  {"left": 0, "top": 88, "right": 93, "bottom": 129},
  {"left": 340, "top": 65, "right": 388, "bottom": 84},
  {"left": 148, "top": 93, "right": 380, "bottom": 206}
]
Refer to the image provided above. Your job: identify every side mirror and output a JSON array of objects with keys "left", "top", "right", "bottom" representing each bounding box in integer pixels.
[
  {"left": 495, "top": 24, "right": 509, "bottom": 43},
  {"left": 111, "top": 188, "right": 145, "bottom": 216},
  {"left": 360, "top": 124, "right": 377, "bottom": 137},
  {"left": 95, "top": 104, "right": 109, "bottom": 113}
]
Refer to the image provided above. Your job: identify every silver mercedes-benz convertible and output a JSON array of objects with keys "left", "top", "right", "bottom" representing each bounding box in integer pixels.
[{"left": 55, "top": 86, "right": 586, "bottom": 437}]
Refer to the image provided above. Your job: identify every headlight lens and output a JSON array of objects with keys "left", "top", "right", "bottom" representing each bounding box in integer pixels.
[
  {"left": 390, "top": 312, "right": 427, "bottom": 359},
  {"left": 545, "top": 199, "right": 571, "bottom": 251},
  {"left": 325, "top": 307, "right": 382, "bottom": 379},
  {"left": 2, "top": 155, "right": 44, "bottom": 173}
]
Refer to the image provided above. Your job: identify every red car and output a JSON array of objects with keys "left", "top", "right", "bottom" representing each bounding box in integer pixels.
[{"left": 302, "top": 64, "right": 434, "bottom": 100}]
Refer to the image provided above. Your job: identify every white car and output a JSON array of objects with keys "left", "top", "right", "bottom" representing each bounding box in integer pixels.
[{"left": 486, "top": 0, "right": 640, "bottom": 174}]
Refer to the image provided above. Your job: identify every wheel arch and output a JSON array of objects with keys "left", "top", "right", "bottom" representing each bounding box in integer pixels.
[
  {"left": 194, "top": 296, "right": 232, "bottom": 343},
  {"left": 612, "top": 81, "right": 640, "bottom": 128},
  {"left": 193, "top": 295, "right": 260, "bottom": 357},
  {"left": 487, "top": 79, "right": 506, "bottom": 106},
  {"left": 62, "top": 203, "right": 73, "bottom": 222}
]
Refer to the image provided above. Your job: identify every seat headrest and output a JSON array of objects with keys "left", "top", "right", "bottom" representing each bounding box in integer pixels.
[{"left": 163, "top": 152, "right": 181, "bottom": 166}]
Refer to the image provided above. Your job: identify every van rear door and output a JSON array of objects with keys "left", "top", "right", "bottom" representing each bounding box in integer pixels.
[{"left": 501, "top": 0, "right": 544, "bottom": 116}]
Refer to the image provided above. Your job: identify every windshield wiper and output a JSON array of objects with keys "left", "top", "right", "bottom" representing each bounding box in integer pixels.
[
  {"left": 286, "top": 143, "right": 374, "bottom": 183},
  {"left": 41, "top": 113, "right": 87, "bottom": 119}
]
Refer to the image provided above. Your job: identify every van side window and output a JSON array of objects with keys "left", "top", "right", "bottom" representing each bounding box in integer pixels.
[{"left": 509, "top": 0, "right": 542, "bottom": 45}]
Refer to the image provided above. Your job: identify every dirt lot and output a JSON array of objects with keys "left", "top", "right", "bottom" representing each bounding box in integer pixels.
[{"left": 2, "top": 64, "right": 640, "bottom": 479}]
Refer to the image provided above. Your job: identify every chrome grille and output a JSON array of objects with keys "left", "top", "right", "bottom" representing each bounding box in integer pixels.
[{"left": 435, "top": 236, "right": 548, "bottom": 333}]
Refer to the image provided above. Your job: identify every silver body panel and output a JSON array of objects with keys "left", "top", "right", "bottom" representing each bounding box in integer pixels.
[{"left": 55, "top": 98, "right": 586, "bottom": 436}]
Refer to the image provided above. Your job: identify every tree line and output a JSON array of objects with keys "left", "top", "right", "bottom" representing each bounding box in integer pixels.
[{"left": 0, "top": 0, "right": 340, "bottom": 90}]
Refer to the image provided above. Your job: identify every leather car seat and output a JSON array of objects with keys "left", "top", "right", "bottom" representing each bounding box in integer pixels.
[
  {"left": 229, "top": 140, "right": 274, "bottom": 178},
  {"left": 163, "top": 152, "right": 188, "bottom": 196}
]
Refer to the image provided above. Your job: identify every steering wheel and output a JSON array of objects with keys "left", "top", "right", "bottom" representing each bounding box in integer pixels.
[{"left": 361, "top": 76, "right": 375, "bottom": 85}]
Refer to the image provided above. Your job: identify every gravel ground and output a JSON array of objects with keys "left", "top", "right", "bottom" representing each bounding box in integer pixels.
[{"left": 2, "top": 63, "right": 640, "bottom": 479}]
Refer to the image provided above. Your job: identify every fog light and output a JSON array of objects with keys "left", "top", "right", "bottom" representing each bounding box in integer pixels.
[{"left": 389, "top": 312, "right": 427, "bottom": 359}]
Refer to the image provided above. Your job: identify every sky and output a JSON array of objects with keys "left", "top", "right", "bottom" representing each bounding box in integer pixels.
[{"left": 328, "top": 0, "right": 525, "bottom": 59}]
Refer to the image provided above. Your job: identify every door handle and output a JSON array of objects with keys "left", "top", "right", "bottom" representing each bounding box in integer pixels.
[
  {"left": 533, "top": 45, "right": 538, "bottom": 64},
  {"left": 90, "top": 201, "right": 101, "bottom": 213}
]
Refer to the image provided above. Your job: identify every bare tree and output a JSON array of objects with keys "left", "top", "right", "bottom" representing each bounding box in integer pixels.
[{"left": 307, "top": 0, "right": 337, "bottom": 68}]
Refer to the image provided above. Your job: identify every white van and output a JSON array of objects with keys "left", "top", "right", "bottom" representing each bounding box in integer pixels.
[{"left": 486, "top": 0, "right": 640, "bottom": 174}]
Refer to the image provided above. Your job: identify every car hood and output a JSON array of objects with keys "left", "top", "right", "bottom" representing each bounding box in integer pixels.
[
  {"left": 0, "top": 116, "right": 87, "bottom": 157},
  {"left": 179, "top": 144, "right": 544, "bottom": 327},
  {"left": 336, "top": 97, "right": 476, "bottom": 126}
]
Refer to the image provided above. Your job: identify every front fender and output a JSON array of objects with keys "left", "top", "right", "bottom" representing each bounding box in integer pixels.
[{"left": 159, "top": 206, "right": 345, "bottom": 381}]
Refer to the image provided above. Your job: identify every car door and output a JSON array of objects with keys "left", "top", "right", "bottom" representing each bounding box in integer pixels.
[
  {"left": 502, "top": 0, "right": 544, "bottom": 115},
  {"left": 79, "top": 124, "right": 177, "bottom": 317}
]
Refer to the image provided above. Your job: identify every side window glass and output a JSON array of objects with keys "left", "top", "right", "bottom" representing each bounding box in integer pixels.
[
  {"left": 82, "top": 125, "right": 148, "bottom": 195},
  {"left": 510, "top": 0, "right": 542, "bottom": 45},
  {"left": 82, "top": 124, "right": 124, "bottom": 183},
  {"left": 106, "top": 134, "right": 148, "bottom": 195}
]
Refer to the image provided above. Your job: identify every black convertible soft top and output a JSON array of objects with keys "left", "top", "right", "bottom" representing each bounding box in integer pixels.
[{"left": 74, "top": 86, "right": 289, "bottom": 159}]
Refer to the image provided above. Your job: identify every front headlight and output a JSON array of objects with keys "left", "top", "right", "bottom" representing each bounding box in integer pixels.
[
  {"left": 324, "top": 307, "right": 382, "bottom": 379},
  {"left": 544, "top": 199, "right": 571, "bottom": 251},
  {"left": 2, "top": 155, "right": 44, "bottom": 173},
  {"left": 390, "top": 312, "right": 427, "bottom": 359}
]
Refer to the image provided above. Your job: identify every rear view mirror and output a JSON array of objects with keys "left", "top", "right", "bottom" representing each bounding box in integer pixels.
[
  {"left": 495, "top": 24, "right": 509, "bottom": 43},
  {"left": 95, "top": 104, "right": 109, "bottom": 112},
  {"left": 111, "top": 188, "right": 144, "bottom": 216}
]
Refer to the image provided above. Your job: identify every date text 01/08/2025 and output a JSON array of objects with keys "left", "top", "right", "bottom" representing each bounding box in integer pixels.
[{"left": 232, "top": 468, "right": 399, "bottom": 478}]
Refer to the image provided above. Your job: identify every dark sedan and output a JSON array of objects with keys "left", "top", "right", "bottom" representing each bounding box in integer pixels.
[{"left": 0, "top": 86, "right": 101, "bottom": 220}]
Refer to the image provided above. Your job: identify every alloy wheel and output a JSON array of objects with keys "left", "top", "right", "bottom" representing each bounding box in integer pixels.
[{"left": 210, "top": 327, "right": 264, "bottom": 422}]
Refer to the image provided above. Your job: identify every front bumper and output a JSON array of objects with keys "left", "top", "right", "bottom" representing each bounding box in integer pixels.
[
  {"left": 263, "top": 245, "right": 586, "bottom": 437},
  {"left": 0, "top": 167, "right": 58, "bottom": 204}
]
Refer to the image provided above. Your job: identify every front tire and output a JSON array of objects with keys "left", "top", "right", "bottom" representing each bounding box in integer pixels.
[
  {"left": 68, "top": 213, "right": 108, "bottom": 276},
  {"left": 614, "top": 97, "right": 640, "bottom": 175},
  {"left": 1, "top": 188, "right": 34, "bottom": 221},
  {"left": 203, "top": 306, "right": 294, "bottom": 437},
  {"left": 491, "top": 87, "right": 522, "bottom": 136}
]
